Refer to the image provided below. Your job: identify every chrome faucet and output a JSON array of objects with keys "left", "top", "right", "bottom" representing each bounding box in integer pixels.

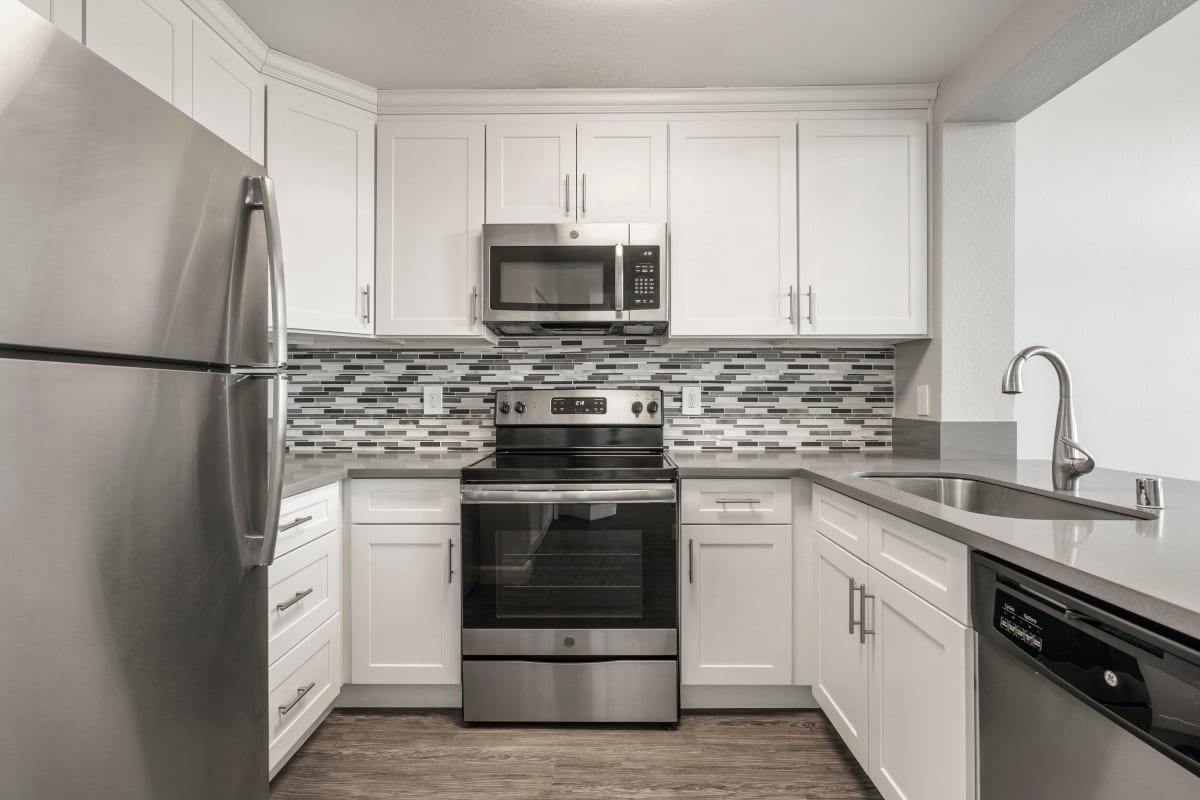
[{"left": 1002, "top": 346, "right": 1095, "bottom": 491}]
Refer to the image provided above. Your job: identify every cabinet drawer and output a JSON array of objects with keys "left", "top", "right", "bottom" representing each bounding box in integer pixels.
[
  {"left": 350, "top": 478, "right": 461, "bottom": 524},
  {"left": 277, "top": 482, "right": 340, "bottom": 558},
  {"left": 681, "top": 479, "right": 792, "bottom": 525},
  {"left": 269, "top": 613, "right": 342, "bottom": 775},
  {"left": 868, "top": 508, "right": 969, "bottom": 623},
  {"left": 811, "top": 485, "right": 870, "bottom": 561},
  {"left": 268, "top": 531, "right": 341, "bottom": 665}
]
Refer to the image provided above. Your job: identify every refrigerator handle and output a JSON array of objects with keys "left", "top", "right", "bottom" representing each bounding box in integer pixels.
[
  {"left": 256, "top": 373, "right": 288, "bottom": 567},
  {"left": 245, "top": 176, "right": 287, "bottom": 367}
]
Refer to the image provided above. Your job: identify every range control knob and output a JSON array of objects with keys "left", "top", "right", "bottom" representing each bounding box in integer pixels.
[
  {"left": 514, "top": 401, "right": 527, "bottom": 414},
  {"left": 647, "top": 401, "right": 659, "bottom": 415},
  {"left": 499, "top": 401, "right": 511, "bottom": 414},
  {"left": 631, "top": 401, "right": 644, "bottom": 415}
]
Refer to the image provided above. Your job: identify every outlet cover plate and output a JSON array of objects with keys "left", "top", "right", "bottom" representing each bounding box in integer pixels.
[
  {"left": 682, "top": 386, "right": 703, "bottom": 416},
  {"left": 423, "top": 385, "right": 444, "bottom": 416}
]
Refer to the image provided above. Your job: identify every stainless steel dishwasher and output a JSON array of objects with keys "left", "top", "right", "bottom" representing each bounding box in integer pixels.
[{"left": 972, "top": 554, "right": 1200, "bottom": 798}]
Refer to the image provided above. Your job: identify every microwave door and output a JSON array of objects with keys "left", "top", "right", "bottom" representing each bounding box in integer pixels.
[{"left": 486, "top": 244, "right": 621, "bottom": 323}]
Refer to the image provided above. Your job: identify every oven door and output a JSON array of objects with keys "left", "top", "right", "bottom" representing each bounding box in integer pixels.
[{"left": 460, "top": 483, "right": 678, "bottom": 657}]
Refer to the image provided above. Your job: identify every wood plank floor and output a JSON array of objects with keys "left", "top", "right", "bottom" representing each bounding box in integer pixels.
[{"left": 270, "top": 710, "right": 882, "bottom": 799}]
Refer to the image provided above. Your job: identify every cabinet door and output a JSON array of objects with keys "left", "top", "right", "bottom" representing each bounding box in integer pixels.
[
  {"left": 814, "top": 533, "right": 870, "bottom": 768},
  {"left": 85, "top": 0, "right": 193, "bottom": 110},
  {"left": 681, "top": 524, "right": 792, "bottom": 685},
  {"left": 577, "top": 121, "right": 667, "bottom": 223},
  {"left": 191, "top": 21, "right": 264, "bottom": 162},
  {"left": 868, "top": 567, "right": 972, "bottom": 800},
  {"left": 669, "top": 121, "right": 798, "bottom": 337},
  {"left": 350, "top": 524, "right": 461, "bottom": 684},
  {"left": 376, "top": 121, "right": 485, "bottom": 337},
  {"left": 266, "top": 80, "right": 375, "bottom": 335},
  {"left": 797, "top": 119, "right": 928, "bottom": 336},
  {"left": 485, "top": 118, "right": 576, "bottom": 223},
  {"left": 18, "top": 0, "right": 83, "bottom": 38}
]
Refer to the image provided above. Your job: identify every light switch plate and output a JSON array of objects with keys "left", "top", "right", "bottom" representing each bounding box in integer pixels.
[
  {"left": 423, "top": 385, "right": 443, "bottom": 416},
  {"left": 682, "top": 386, "right": 703, "bottom": 416}
]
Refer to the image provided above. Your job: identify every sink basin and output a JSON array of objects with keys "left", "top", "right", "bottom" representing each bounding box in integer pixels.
[{"left": 856, "top": 473, "right": 1152, "bottom": 521}]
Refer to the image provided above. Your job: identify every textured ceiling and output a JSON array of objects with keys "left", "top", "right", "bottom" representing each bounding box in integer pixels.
[{"left": 224, "top": 0, "right": 1026, "bottom": 90}]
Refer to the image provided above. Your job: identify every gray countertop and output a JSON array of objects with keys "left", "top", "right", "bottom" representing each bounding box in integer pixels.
[{"left": 283, "top": 447, "right": 1200, "bottom": 641}]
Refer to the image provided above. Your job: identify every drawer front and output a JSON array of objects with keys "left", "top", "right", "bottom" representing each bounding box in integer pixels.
[
  {"left": 681, "top": 479, "right": 793, "bottom": 525},
  {"left": 868, "top": 508, "right": 969, "bottom": 623},
  {"left": 268, "top": 613, "right": 342, "bottom": 774},
  {"left": 268, "top": 531, "right": 341, "bottom": 665},
  {"left": 350, "top": 478, "right": 461, "bottom": 524},
  {"left": 812, "top": 485, "right": 870, "bottom": 561},
  {"left": 277, "top": 482, "right": 340, "bottom": 558}
]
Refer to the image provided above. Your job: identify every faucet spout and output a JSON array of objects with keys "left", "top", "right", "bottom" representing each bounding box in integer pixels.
[{"left": 1001, "top": 346, "right": 1093, "bottom": 490}]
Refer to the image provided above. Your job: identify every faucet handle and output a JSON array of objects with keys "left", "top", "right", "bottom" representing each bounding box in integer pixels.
[
  {"left": 1060, "top": 437, "right": 1096, "bottom": 475},
  {"left": 1135, "top": 477, "right": 1165, "bottom": 509}
]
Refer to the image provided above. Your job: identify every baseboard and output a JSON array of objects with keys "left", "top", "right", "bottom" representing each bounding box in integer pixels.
[
  {"left": 336, "top": 683, "right": 463, "bottom": 709},
  {"left": 681, "top": 685, "right": 817, "bottom": 710}
]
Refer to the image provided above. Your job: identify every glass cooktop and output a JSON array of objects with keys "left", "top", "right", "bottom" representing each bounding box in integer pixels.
[{"left": 461, "top": 450, "right": 677, "bottom": 484}]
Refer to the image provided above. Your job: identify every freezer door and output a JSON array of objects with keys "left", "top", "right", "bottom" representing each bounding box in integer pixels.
[
  {"left": 0, "top": 357, "right": 269, "bottom": 800},
  {"left": 0, "top": 5, "right": 270, "bottom": 367}
]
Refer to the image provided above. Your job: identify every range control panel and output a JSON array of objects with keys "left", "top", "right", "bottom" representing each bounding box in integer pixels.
[
  {"left": 495, "top": 388, "right": 663, "bottom": 427},
  {"left": 626, "top": 246, "right": 661, "bottom": 309}
]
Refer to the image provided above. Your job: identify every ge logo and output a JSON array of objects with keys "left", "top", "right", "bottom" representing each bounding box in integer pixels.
[{"left": 1103, "top": 669, "right": 1119, "bottom": 688}]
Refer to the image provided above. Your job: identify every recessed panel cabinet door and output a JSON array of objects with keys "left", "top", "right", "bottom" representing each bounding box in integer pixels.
[
  {"left": 376, "top": 121, "right": 485, "bottom": 336},
  {"left": 797, "top": 119, "right": 928, "bottom": 336},
  {"left": 266, "top": 80, "right": 375, "bottom": 335},
  {"left": 681, "top": 524, "right": 792, "bottom": 685},
  {"left": 669, "top": 121, "right": 798, "bottom": 337},
  {"left": 85, "top": 0, "right": 194, "bottom": 110},
  {"left": 485, "top": 119, "right": 576, "bottom": 223},
  {"left": 350, "top": 524, "right": 461, "bottom": 684},
  {"left": 191, "top": 21, "right": 264, "bottom": 162},
  {"left": 868, "top": 567, "right": 972, "bottom": 800},
  {"left": 814, "top": 533, "right": 870, "bottom": 768},
  {"left": 577, "top": 121, "right": 667, "bottom": 223}
]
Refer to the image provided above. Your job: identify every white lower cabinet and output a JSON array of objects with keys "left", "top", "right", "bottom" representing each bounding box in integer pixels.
[
  {"left": 268, "top": 612, "right": 342, "bottom": 777},
  {"left": 350, "top": 523, "right": 461, "bottom": 684}
]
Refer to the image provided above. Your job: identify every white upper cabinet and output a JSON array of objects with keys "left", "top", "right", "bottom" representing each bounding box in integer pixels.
[
  {"left": 19, "top": 0, "right": 83, "bottom": 39},
  {"left": 85, "top": 0, "right": 194, "bottom": 111},
  {"left": 576, "top": 121, "right": 667, "bottom": 223},
  {"left": 375, "top": 121, "right": 486, "bottom": 337},
  {"left": 190, "top": 21, "right": 264, "bottom": 162},
  {"left": 797, "top": 118, "right": 928, "bottom": 337},
  {"left": 669, "top": 121, "right": 799, "bottom": 337},
  {"left": 266, "top": 80, "right": 375, "bottom": 335},
  {"left": 486, "top": 118, "right": 577, "bottom": 223}
]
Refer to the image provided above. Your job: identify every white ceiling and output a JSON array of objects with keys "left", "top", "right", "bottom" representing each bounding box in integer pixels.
[{"left": 225, "top": 0, "right": 1027, "bottom": 91}]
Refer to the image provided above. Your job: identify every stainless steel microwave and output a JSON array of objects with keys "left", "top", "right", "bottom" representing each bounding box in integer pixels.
[{"left": 482, "top": 223, "right": 669, "bottom": 336}]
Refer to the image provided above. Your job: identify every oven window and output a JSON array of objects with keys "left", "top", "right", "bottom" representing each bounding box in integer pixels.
[
  {"left": 489, "top": 246, "right": 616, "bottom": 311},
  {"left": 462, "top": 500, "right": 676, "bottom": 629}
]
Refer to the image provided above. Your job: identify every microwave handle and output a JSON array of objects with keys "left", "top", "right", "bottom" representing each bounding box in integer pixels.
[{"left": 614, "top": 243, "right": 624, "bottom": 313}]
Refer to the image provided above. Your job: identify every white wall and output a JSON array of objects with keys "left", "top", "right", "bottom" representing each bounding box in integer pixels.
[{"left": 1015, "top": 2, "right": 1200, "bottom": 480}]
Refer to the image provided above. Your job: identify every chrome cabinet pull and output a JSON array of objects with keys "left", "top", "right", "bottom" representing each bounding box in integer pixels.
[
  {"left": 581, "top": 173, "right": 587, "bottom": 216},
  {"left": 688, "top": 539, "right": 694, "bottom": 584},
  {"left": 565, "top": 173, "right": 570, "bottom": 215},
  {"left": 276, "top": 588, "right": 314, "bottom": 612},
  {"left": 787, "top": 285, "right": 796, "bottom": 324},
  {"left": 805, "top": 284, "right": 815, "bottom": 324},
  {"left": 715, "top": 497, "right": 761, "bottom": 505},
  {"left": 848, "top": 578, "right": 858, "bottom": 635},
  {"left": 278, "top": 515, "right": 313, "bottom": 533},
  {"left": 470, "top": 285, "right": 479, "bottom": 325},
  {"left": 860, "top": 589, "right": 876, "bottom": 644},
  {"left": 279, "top": 682, "right": 316, "bottom": 716},
  {"left": 362, "top": 284, "right": 372, "bottom": 324},
  {"left": 448, "top": 539, "right": 455, "bottom": 584}
]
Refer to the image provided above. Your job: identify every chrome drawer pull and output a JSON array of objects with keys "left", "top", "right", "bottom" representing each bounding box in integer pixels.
[
  {"left": 276, "top": 588, "right": 314, "bottom": 612},
  {"left": 715, "top": 498, "right": 762, "bottom": 505},
  {"left": 688, "top": 539, "right": 694, "bottom": 584},
  {"left": 278, "top": 515, "right": 313, "bottom": 533},
  {"left": 848, "top": 578, "right": 858, "bottom": 635},
  {"left": 279, "top": 682, "right": 316, "bottom": 716},
  {"left": 860, "top": 590, "right": 876, "bottom": 644}
]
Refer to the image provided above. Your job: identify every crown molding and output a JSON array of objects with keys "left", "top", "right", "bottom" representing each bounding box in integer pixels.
[
  {"left": 262, "top": 50, "right": 379, "bottom": 114},
  {"left": 377, "top": 84, "right": 938, "bottom": 116},
  {"left": 180, "top": 0, "right": 269, "bottom": 68}
]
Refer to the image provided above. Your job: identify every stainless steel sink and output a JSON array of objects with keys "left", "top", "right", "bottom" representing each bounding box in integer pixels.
[{"left": 856, "top": 473, "right": 1153, "bottom": 521}]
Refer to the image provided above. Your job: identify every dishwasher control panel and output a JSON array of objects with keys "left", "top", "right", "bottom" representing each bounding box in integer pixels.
[{"left": 995, "top": 591, "right": 1045, "bottom": 654}]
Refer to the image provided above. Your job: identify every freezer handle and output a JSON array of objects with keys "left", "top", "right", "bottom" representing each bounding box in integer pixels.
[{"left": 245, "top": 176, "right": 287, "bottom": 367}]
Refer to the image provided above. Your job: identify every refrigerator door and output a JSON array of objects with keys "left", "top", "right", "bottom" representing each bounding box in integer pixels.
[
  {"left": 0, "top": 356, "right": 269, "bottom": 800},
  {"left": 0, "top": 5, "right": 270, "bottom": 368}
]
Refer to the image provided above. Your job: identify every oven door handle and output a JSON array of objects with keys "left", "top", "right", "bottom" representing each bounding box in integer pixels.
[{"left": 461, "top": 486, "right": 677, "bottom": 504}]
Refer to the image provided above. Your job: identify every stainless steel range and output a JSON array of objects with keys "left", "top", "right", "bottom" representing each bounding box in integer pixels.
[{"left": 460, "top": 388, "right": 679, "bottom": 724}]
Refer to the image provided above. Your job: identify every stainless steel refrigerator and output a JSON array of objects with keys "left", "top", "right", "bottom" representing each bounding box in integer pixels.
[{"left": 0, "top": 5, "right": 286, "bottom": 799}]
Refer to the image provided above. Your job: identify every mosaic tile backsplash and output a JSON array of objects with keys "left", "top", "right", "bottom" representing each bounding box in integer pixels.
[{"left": 286, "top": 339, "right": 894, "bottom": 453}]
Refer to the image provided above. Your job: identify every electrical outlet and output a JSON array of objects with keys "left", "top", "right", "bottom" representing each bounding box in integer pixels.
[
  {"left": 423, "top": 385, "right": 443, "bottom": 416},
  {"left": 682, "top": 385, "right": 703, "bottom": 416},
  {"left": 917, "top": 385, "right": 930, "bottom": 417}
]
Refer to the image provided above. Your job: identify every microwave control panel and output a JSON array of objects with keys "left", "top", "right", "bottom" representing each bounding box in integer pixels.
[{"left": 626, "top": 246, "right": 661, "bottom": 309}]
